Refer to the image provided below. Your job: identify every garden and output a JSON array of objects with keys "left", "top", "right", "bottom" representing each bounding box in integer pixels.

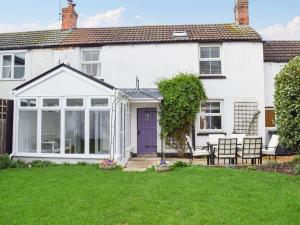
[{"left": 0, "top": 156, "right": 300, "bottom": 225}]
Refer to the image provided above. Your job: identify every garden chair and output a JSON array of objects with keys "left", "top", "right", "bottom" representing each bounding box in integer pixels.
[
  {"left": 214, "top": 138, "right": 238, "bottom": 165},
  {"left": 262, "top": 135, "right": 279, "bottom": 161},
  {"left": 185, "top": 136, "right": 210, "bottom": 165},
  {"left": 238, "top": 137, "right": 262, "bottom": 164}
]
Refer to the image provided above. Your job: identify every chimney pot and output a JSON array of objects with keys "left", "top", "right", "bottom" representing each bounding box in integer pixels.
[
  {"left": 62, "top": 1, "right": 78, "bottom": 30},
  {"left": 235, "top": 0, "right": 249, "bottom": 26}
]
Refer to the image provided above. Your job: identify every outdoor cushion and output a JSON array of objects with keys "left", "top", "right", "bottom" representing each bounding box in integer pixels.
[
  {"left": 262, "top": 149, "right": 276, "bottom": 155},
  {"left": 214, "top": 152, "right": 235, "bottom": 158},
  {"left": 238, "top": 151, "right": 260, "bottom": 158},
  {"left": 193, "top": 150, "right": 210, "bottom": 156}
]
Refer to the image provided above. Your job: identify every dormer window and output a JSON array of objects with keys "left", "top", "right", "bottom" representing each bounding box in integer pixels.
[
  {"left": 81, "top": 49, "right": 101, "bottom": 77},
  {"left": 172, "top": 31, "right": 188, "bottom": 39}
]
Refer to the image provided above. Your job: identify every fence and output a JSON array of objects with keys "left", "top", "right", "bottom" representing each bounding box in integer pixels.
[
  {"left": 0, "top": 99, "right": 13, "bottom": 155},
  {"left": 0, "top": 119, "right": 6, "bottom": 154}
]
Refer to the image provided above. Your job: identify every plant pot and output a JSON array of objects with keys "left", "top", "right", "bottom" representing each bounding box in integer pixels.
[{"left": 154, "top": 164, "right": 172, "bottom": 172}]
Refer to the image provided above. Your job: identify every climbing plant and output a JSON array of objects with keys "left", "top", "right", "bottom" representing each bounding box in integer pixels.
[
  {"left": 158, "top": 73, "right": 207, "bottom": 156},
  {"left": 274, "top": 56, "right": 300, "bottom": 151}
]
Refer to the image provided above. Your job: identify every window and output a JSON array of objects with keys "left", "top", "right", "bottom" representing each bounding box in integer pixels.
[
  {"left": 0, "top": 99, "right": 7, "bottom": 119},
  {"left": 91, "top": 98, "right": 108, "bottom": 107},
  {"left": 1, "top": 53, "right": 25, "bottom": 79},
  {"left": 65, "top": 111, "right": 85, "bottom": 154},
  {"left": 265, "top": 108, "right": 275, "bottom": 128},
  {"left": 81, "top": 50, "right": 101, "bottom": 76},
  {"left": 200, "top": 47, "right": 222, "bottom": 75},
  {"left": 18, "top": 111, "right": 37, "bottom": 153},
  {"left": 41, "top": 111, "right": 61, "bottom": 153},
  {"left": 66, "top": 98, "right": 84, "bottom": 107},
  {"left": 43, "top": 99, "right": 60, "bottom": 107},
  {"left": 200, "top": 101, "right": 222, "bottom": 131},
  {"left": 89, "top": 111, "right": 110, "bottom": 154},
  {"left": 20, "top": 99, "right": 36, "bottom": 107}
]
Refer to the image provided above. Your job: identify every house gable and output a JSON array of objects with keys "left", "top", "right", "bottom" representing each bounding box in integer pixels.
[{"left": 13, "top": 64, "right": 116, "bottom": 97}]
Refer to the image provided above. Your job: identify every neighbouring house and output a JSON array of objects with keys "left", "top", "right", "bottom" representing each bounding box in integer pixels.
[{"left": 0, "top": 0, "right": 299, "bottom": 164}]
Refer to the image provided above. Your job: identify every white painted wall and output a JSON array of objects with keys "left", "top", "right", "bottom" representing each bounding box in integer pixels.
[
  {"left": 195, "top": 42, "right": 265, "bottom": 146},
  {"left": 264, "top": 62, "right": 286, "bottom": 107}
]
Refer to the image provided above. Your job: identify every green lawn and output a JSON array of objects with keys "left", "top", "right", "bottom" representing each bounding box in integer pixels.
[{"left": 0, "top": 166, "right": 299, "bottom": 225}]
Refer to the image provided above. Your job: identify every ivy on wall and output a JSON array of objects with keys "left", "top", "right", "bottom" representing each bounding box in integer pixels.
[
  {"left": 274, "top": 57, "right": 300, "bottom": 151},
  {"left": 158, "top": 73, "right": 207, "bottom": 156}
]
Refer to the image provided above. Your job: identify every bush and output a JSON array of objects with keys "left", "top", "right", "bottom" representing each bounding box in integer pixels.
[
  {"left": 77, "top": 162, "right": 88, "bottom": 166},
  {"left": 294, "top": 165, "right": 300, "bottom": 175},
  {"left": 0, "top": 155, "right": 27, "bottom": 169},
  {"left": 291, "top": 155, "right": 300, "bottom": 164},
  {"left": 158, "top": 73, "right": 207, "bottom": 156},
  {"left": 30, "top": 160, "right": 56, "bottom": 168},
  {"left": 172, "top": 161, "right": 189, "bottom": 168},
  {"left": 0, "top": 154, "right": 12, "bottom": 169},
  {"left": 274, "top": 57, "right": 300, "bottom": 151}
]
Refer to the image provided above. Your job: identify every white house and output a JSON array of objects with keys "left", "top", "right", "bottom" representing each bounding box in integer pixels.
[{"left": 0, "top": 0, "right": 299, "bottom": 164}]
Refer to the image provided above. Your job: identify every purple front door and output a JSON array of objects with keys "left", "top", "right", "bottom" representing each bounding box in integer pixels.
[{"left": 137, "top": 108, "right": 157, "bottom": 155}]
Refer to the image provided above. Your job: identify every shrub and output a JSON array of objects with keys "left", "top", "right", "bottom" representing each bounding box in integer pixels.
[
  {"left": 294, "top": 165, "right": 300, "bottom": 175},
  {"left": 30, "top": 160, "right": 56, "bottom": 167},
  {"left": 158, "top": 73, "right": 207, "bottom": 156},
  {"left": 0, "top": 154, "right": 12, "bottom": 169},
  {"left": 0, "top": 155, "right": 27, "bottom": 169},
  {"left": 77, "top": 162, "right": 88, "bottom": 166},
  {"left": 291, "top": 155, "right": 300, "bottom": 164},
  {"left": 274, "top": 57, "right": 300, "bottom": 151},
  {"left": 172, "top": 161, "right": 189, "bottom": 168}
]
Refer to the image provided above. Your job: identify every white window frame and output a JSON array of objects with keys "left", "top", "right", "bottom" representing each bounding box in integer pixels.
[
  {"left": 80, "top": 48, "right": 102, "bottom": 77},
  {"left": 19, "top": 98, "right": 38, "bottom": 109},
  {"left": 199, "top": 100, "right": 223, "bottom": 132},
  {"left": 64, "top": 97, "right": 85, "bottom": 109},
  {"left": 0, "top": 52, "right": 26, "bottom": 80},
  {"left": 199, "top": 45, "right": 223, "bottom": 76},
  {"left": 89, "top": 96, "right": 110, "bottom": 110}
]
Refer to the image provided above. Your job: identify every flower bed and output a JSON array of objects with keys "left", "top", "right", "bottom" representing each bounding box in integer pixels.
[{"left": 99, "top": 159, "right": 117, "bottom": 170}]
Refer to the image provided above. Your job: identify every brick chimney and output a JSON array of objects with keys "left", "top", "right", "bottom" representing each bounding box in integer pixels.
[
  {"left": 235, "top": 0, "right": 249, "bottom": 25},
  {"left": 62, "top": 0, "right": 78, "bottom": 30}
]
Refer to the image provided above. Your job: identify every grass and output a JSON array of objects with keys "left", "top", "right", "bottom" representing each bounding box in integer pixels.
[{"left": 0, "top": 166, "right": 299, "bottom": 225}]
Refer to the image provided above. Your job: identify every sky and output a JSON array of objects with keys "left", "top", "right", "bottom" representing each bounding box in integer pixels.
[{"left": 0, "top": 0, "right": 300, "bottom": 40}]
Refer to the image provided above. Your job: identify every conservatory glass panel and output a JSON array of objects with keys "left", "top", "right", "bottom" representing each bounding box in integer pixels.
[
  {"left": 18, "top": 111, "right": 37, "bottom": 152},
  {"left": 65, "top": 111, "right": 85, "bottom": 154},
  {"left": 89, "top": 111, "right": 110, "bottom": 154},
  {"left": 41, "top": 111, "right": 61, "bottom": 153}
]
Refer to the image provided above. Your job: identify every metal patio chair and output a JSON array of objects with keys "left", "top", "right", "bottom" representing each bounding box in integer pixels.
[
  {"left": 262, "top": 135, "right": 280, "bottom": 161},
  {"left": 214, "top": 138, "right": 238, "bottom": 165},
  {"left": 238, "top": 137, "right": 263, "bottom": 164},
  {"left": 185, "top": 136, "right": 210, "bottom": 165}
]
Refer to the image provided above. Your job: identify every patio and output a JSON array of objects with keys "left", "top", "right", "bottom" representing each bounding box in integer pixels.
[{"left": 124, "top": 156, "right": 294, "bottom": 171}]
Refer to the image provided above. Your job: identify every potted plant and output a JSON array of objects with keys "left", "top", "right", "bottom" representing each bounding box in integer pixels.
[
  {"left": 99, "top": 159, "right": 117, "bottom": 170},
  {"left": 154, "top": 160, "right": 172, "bottom": 172}
]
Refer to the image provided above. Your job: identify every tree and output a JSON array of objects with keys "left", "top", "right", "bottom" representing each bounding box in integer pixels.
[
  {"left": 158, "top": 73, "right": 207, "bottom": 157},
  {"left": 274, "top": 56, "right": 300, "bottom": 151}
]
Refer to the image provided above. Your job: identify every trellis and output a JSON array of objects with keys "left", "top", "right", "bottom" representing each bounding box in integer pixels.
[{"left": 234, "top": 102, "right": 260, "bottom": 136}]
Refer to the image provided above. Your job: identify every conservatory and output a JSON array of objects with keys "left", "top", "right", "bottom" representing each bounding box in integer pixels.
[{"left": 12, "top": 64, "right": 132, "bottom": 164}]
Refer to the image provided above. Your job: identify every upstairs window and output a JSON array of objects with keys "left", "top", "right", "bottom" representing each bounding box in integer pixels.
[
  {"left": 200, "top": 47, "right": 222, "bottom": 75},
  {"left": 81, "top": 50, "right": 101, "bottom": 77},
  {"left": 1, "top": 53, "right": 25, "bottom": 79}
]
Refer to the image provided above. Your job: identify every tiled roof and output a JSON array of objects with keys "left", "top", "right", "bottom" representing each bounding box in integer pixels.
[
  {"left": 0, "top": 23, "right": 262, "bottom": 50},
  {"left": 0, "top": 30, "right": 72, "bottom": 50},
  {"left": 61, "top": 24, "right": 262, "bottom": 46},
  {"left": 264, "top": 41, "right": 300, "bottom": 62}
]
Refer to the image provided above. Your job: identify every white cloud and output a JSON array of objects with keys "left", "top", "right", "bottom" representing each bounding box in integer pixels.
[
  {"left": 79, "top": 7, "right": 125, "bottom": 27},
  {"left": 260, "top": 16, "right": 300, "bottom": 40},
  {"left": 0, "top": 7, "right": 125, "bottom": 33}
]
